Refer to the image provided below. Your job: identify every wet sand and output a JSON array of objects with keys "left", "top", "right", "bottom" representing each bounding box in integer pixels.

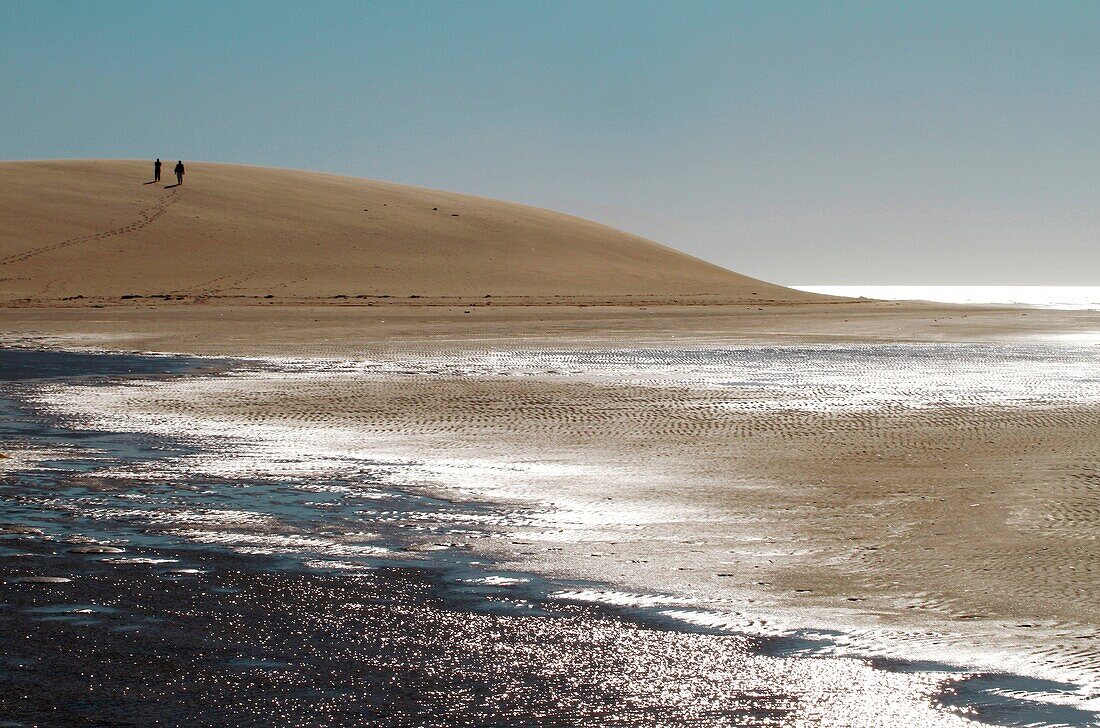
[
  {"left": 5, "top": 301, "right": 1099, "bottom": 707},
  {"left": 0, "top": 348, "right": 993, "bottom": 727}
]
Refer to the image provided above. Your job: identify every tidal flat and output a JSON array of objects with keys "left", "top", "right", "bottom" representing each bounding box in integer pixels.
[{"left": 2, "top": 341, "right": 1098, "bottom": 726}]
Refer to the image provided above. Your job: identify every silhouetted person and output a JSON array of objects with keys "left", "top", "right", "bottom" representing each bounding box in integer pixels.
[
  {"left": 174, "top": 160, "right": 185, "bottom": 186},
  {"left": 154, "top": 158, "right": 162, "bottom": 182}
]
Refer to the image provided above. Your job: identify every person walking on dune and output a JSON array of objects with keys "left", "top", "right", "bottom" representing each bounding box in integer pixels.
[
  {"left": 154, "top": 158, "right": 161, "bottom": 182},
  {"left": 173, "top": 160, "right": 185, "bottom": 186}
]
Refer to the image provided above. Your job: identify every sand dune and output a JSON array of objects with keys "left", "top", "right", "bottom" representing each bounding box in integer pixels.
[{"left": 0, "top": 160, "right": 813, "bottom": 305}]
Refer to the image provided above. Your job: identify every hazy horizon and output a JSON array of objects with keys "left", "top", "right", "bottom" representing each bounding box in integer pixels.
[{"left": 2, "top": 1, "right": 1098, "bottom": 286}]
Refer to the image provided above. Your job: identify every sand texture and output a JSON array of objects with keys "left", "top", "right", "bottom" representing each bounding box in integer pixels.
[
  {"left": 0, "top": 160, "right": 813, "bottom": 305},
  {"left": 7, "top": 303, "right": 1099, "bottom": 691}
]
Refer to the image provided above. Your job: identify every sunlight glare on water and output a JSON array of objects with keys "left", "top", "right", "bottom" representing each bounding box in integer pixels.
[
  {"left": 793, "top": 285, "right": 1100, "bottom": 310},
  {"left": 8, "top": 347, "right": 1100, "bottom": 726}
]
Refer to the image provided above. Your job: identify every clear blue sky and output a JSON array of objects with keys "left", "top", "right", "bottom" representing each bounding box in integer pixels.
[{"left": 2, "top": 1, "right": 1097, "bottom": 284}]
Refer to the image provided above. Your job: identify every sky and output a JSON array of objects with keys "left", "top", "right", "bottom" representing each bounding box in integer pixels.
[{"left": 1, "top": 1, "right": 1097, "bottom": 285}]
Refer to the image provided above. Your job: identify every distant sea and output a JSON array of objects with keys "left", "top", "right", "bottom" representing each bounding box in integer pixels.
[{"left": 793, "top": 285, "right": 1100, "bottom": 310}]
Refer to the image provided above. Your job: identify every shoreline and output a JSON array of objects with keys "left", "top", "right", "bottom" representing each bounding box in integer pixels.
[
  {"left": 0, "top": 349, "right": 999, "bottom": 725},
  {"left": 4, "top": 301, "right": 1100, "bottom": 719}
]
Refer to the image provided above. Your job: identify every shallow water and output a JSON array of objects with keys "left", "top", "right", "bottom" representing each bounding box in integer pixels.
[{"left": 1, "top": 348, "right": 1096, "bottom": 726}]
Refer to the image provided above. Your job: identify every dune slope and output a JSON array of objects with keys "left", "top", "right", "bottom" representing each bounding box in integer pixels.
[{"left": 0, "top": 160, "right": 812, "bottom": 304}]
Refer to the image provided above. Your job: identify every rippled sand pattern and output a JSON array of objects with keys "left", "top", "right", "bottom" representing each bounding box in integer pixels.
[
  {"left": 1, "top": 349, "right": 1000, "bottom": 727},
  {"left": 33, "top": 342, "right": 1100, "bottom": 709}
]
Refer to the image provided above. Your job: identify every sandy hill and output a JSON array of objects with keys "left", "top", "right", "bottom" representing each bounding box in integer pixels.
[{"left": 0, "top": 160, "right": 814, "bottom": 305}]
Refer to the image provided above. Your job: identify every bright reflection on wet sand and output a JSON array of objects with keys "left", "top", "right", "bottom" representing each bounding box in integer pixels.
[{"left": 4, "top": 345, "right": 1100, "bottom": 726}]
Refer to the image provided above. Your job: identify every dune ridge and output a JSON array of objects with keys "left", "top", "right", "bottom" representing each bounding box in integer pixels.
[{"left": 0, "top": 160, "right": 816, "bottom": 306}]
